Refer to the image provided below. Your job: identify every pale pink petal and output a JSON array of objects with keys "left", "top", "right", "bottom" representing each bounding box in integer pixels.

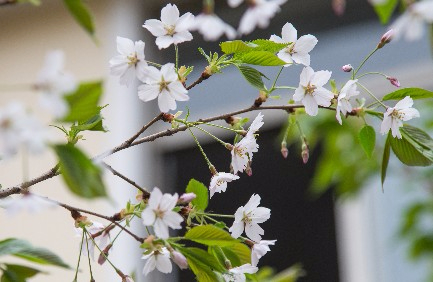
[
  {"left": 175, "top": 12, "right": 194, "bottom": 32},
  {"left": 161, "top": 4, "right": 180, "bottom": 26},
  {"left": 154, "top": 218, "right": 169, "bottom": 239},
  {"left": 229, "top": 222, "right": 244, "bottom": 238},
  {"left": 245, "top": 222, "right": 264, "bottom": 242},
  {"left": 143, "top": 20, "right": 166, "bottom": 37},
  {"left": 281, "top": 22, "right": 297, "bottom": 43},
  {"left": 302, "top": 94, "right": 318, "bottom": 116},
  {"left": 158, "top": 90, "right": 177, "bottom": 112},
  {"left": 156, "top": 253, "right": 173, "bottom": 273},
  {"left": 138, "top": 84, "right": 160, "bottom": 102},
  {"left": 116, "top": 37, "right": 134, "bottom": 55},
  {"left": 313, "top": 88, "right": 333, "bottom": 107},
  {"left": 141, "top": 208, "right": 156, "bottom": 226},
  {"left": 163, "top": 211, "right": 183, "bottom": 229},
  {"left": 142, "top": 255, "right": 156, "bottom": 275},
  {"left": 291, "top": 52, "right": 310, "bottom": 66},
  {"left": 394, "top": 96, "right": 413, "bottom": 110},
  {"left": 299, "top": 66, "right": 314, "bottom": 86},
  {"left": 155, "top": 36, "right": 175, "bottom": 49},
  {"left": 295, "top": 34, "right": 318, "bottom": 53},
  {"left": 173, "top": 31, "right": 193, "bottom": 44},
  {"left": 293, "top": 86, "right": 305, "bottom": 102},
  {"left": 311, "top": 70, "right": 332, "bottom": 87}
]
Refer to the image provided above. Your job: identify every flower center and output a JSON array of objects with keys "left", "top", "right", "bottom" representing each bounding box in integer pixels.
[
  {"left": 165, "top": 25, "right": 176, "bottom": 36},
  {"left": 127, "top": 53, "right": 139, "bottom": 66},
  {"left": 155, "top": 208, "right": 165, "bottom": 219},
  {"left": 285, "top": 43, "right": 295, "bottom": 55},
  {"left": 159, "top": 79, "right": 170, "bottom": 93},
  {"left": 391, "top": 109, "right": 405, "bottom": 120},
  {"left": 216, "top": 179, "right": 225, "bottom": 187},
  {"left": 234, "top": 146, "right": 245, "bottom": 157},
  {"left": 242, "top": 212, "right": 252, "bottom": 223},
  {"left": 304, "top": 83, "right": 316, "bottom": 95}
]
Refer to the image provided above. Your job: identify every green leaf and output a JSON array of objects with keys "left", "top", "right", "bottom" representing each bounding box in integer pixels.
[
  {"left": 62, "top": 81, "right": 103, "bottom": 123},
  {"left": 359, "top": 125, "right": 376, "bottom": 158},
  {"left": 178, "top": 247, "right": 225, "bottom": 282},
  {"left": 54, "top": 144, "right": 107, "bottom": 198},
  {"left": 235, "top": 65, "right": 267, "bottom": 90},
  {"left": 1, "top": 264, "right": 41, "bottom": 282},
  {"left": 372, "top": 0, "right": 398, "bottom": 24},
  {"left": 381, "top": 134, "right": 391, "bottom": 186},
  {"left": 185, "top": 179, "right": 208, "bottom": 211},
  {"left": 63, "top": 0, "right": 95, "bottom": 36},
  {"left": 220, "top": 40, "right": 251, "bottom": 54},
  {"left": 382, "top": 88, "right": 433, "bottom": 101},
  {"left": 209, "top": 246, "right": 241, "bottom": 268},
  {"left": 236, "top": 51, "right": 286, "bottom": 66},
  {"left": 17, "top": 0, "right": 41, "bottom": 5},
  {"left": 0, "top": 238, "right": 69, "bottom": 268},
  {"left": 249, "top": 39, "right": 288, "bottom": 53},
  {"left": 185, "top": 225, "right": 237, "bottom": 247},
  {"left": 72, "top": 113, "right": 107, "bottom": 132}
]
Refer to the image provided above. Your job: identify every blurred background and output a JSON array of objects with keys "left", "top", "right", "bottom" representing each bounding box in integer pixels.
[{"left": 1, "top": 0, "right": 433, "bottom": 281}]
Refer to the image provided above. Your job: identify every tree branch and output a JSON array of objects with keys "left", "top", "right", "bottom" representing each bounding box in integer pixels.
[{"left": 103, "top": 163, "right": 150, "bottom": 198}]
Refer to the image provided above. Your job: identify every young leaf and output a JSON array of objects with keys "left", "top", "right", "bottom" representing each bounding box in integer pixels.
[
  {"left": 235, "top": 65, "right": 267, "bottom": 90},
  {"left": 389, "top": 133, "right": 432, "bottom": 166},
  {"left": 178, "top": 247, "right": 225, "bottom": 282},
  {"left": 236, "top": 51, "right": 286, "bottom": 66},
  {"left": 220, "top": 40, "right": 251, "bottom": 54},
  {"left": 72, "top": 113, "right": 107, "bottom": 132},
  {"left": 63, "top": 0, "right": 95, "bottom": 36},
  {"left": 249, "top": 39, "right": 288, "bottom": 53},
  {"left": 54, "top": 144, "right": 107, "bottom": 198},
  {"left": 186, "top": 179, "right": 208, "bottom": 211},
  {"left": 371, "top": 0, "right": 398, "bottom": 24},
  {"left": 382, "top": 87, "right": 433, "bottom": 101},
  {"left": 1, "top": 264, "right": 41, "bottom": 282},
  {"left": 185, "top": 225, "right": 237, "bottom": 247},
  {"left": 359, "top": 125, "right": 376, "bottom": 158},
  {"left": 62, "top": 81, "right": 103, "bottom": 123},
  {"left": 381, "top": 134, "right": 391, "bottom": 187},
  {"left": 209, "top": 246, "right": 241, "bottom": 268},
  {"left": 0, "top": 238, "right": 69, "bottom": 268}
]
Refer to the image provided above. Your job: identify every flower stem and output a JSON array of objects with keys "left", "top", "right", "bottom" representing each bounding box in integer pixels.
[
  {"left": 199, "top": 212, "right": 235, "bottom": 218},
  {"left": 353, "top": 47, "right": 379, "bottom": 78},
  {"left": 73, "top": 231, "right": 85, "bottom": 282},
  {"left": 85, "top": 236, "right": 94, "bottom": 281},
  {"left": 271, "top": 66, "right": 284, "bottom": 90},
  {"left": 175, "top": 44, "right": 179, "bottom": 70},
  {"left": 85, "top": 228, "right": 120, "bottom": 272},
  {"left": 273, "top": 86, "right": 297, "bottom": 90},
  {"left": 189, "top": 120, "right": 240, "bottom": 133},
  {"left": 356, "top": 82, "right": 387, "bottom": 109},
  {"left": 184, "top": 122, "right": 228, "bottom": 147},
  {"left": 187, "top": 127, "right": 213, "bottom": 168},
  {"left": 356, "top": 71, "right": 388, "bottom": 80},
  {"left": 145, "top": 60, "right": 162, "bottom": 68}
]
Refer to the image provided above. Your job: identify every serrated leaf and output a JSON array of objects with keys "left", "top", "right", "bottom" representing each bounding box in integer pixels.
[
  {"left": 72, "top": 113, "right": 107, "bottom": 132},
  {"left": 372, "top": 0, "right": 398, "bottom": 24},
  {"left": 0, "top": 238, "right": 69, "bottom": 268},
  {"left": 1, "top": 264, "right": 41, "bottom": 282},
  {"left": 63, "top": 0, "right": 95, "bottom": 36},
  {"left": 220, "top": 40, "right": 251, "bottom": 54},
  {"left": 224, "top": 243, "right": 251, "bottom": 265},
  {"left": 185, "top": 225, "right": 237, "bottom": 247},
  {"left": 250, "top": 39, "right": 288, "bottom": 53},
  {"left": 235, "top": 65, "right": 267, "bottom": 90},
  {"left": 186, "top": 179, "right": 208, "bottom": 211},
  {"left": 236, "top": 51, "right": 286, "bottom": 66},
  {"left": 359, "top": 125, "right": 376, "bottom": 158},
  {"left": 382, "top": 134, "right": 391, "bottom": 187},
  {"left": 209, "top": 246, "right": 241, "bottom": 268},
  {"left": 62, "top": 81, "right": 103, "bottom": 123},
  {"left": 178, "top": 247, "right": 225, "bottom": 282},
  {"left": 389, "top": 131, "right": 432, "bottom": 166},
  {"left": 382, "top": 88, "right": 433, "bottom": 101},
  {"left": 54, "top": 144, "right": 107, "bottom": 198}
]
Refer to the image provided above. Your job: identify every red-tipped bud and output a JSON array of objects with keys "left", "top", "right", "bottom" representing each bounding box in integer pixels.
[
  {"left": 301, "top": 143, "right": 309, "bottom": 164},
  {"left": 386, "top": 76, "right": 400, "bottom": 87},
  {"left": 171, "top": 250, "right": 188, "bottom": 270},
  {"left": 378, "top": 29, "right": 394, "bottom": 49},
  {"left": 98, "top": 243, "right": 113, "bottom": 265},
  {"left": 178, "top": 193, "right": 196, "bottom": 204},
  {"left": 246, "top": 161, "right": 253, "bottom": 176},
  {"left": 341, "top": 64, "right": 353, "bottom": 72},
  {"left": 332, "top": 0, "right": 346, "bottom": 16},
  {"left": 281, "top": 141, "right": 288, "bottom": 159}
]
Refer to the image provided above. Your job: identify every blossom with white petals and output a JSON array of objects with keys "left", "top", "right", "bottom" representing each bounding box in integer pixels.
[
  {"left": 223, "top": 263, "right": 258, "bottom": 282},
  {"left": 229, "top": 194, "right": 271, "bottom": 242},
  {"left": 380, "top": 96, "right": 420, "bottom": 139},
  {"left": 0, "top": 102, "right": 50, "bottom": 158},
  {"left": 270, "top": 22, "right": 318, "bottom": 66},
  {"left": 251, "top": 240, "right": 276, "bottom": 266},
  {"left": 75, "top": 221, "right": 111, "bottom": 260},
  {"left": 138, "top": 63, "right": 189, "bottom": 112},
  {"left": 0, "top": 192, "right": 55, "bottom": 216},
  {"left": 209, "top": 172, "right": 240, "bottom": 198},
  {"left": 142, "top": 247, "right": 172, "bottom": 275},
  {"left": 390, "top": 0, "right": 433, "bottom": 41},
  {"left": 247, "top": 112, "right": 264, "bottom": 137},
  {"left": 141, "top": 187, "right": 183, "bottom": 239},
  {"left": 192, "top": 13, "right": 236, "bottom": 41},
  {"left": 170, "top": 250, "right": 188, "bottom": 270},
  {"left": 293, "top": 66, "right": 334, "bottom": 116},
  {"left": 109, "top": 36, "right": 147, "bottom": 87},
  {"left": 237, "top": 0, "right": 287, "bottom": 35},
  {"left": 336, "top": 80, "right": 359, "bottom": 124},
  {"left": 36, "top": 50, "right": 76, "bottom": 118},
  {"left": 143, "top": 4, "right": 194, "bottom": 49}
]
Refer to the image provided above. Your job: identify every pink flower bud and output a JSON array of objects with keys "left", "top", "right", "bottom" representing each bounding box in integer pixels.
[
  {"left": 341, "top": 64, "right": 353, "bottom": 72},
  {"left": 171, "top": 250, "right": 188, "bottom": 270},
  {"left": 98, "top": 243, "right": 113, "bottom": 265},
  {"left": 332, "top": 0, "right": 346, "bottom": 16},
  {"left": 246, "top": 162, "right": 253, "bottom": 176},
  {"left": 301, "top": 143, "right": 309, "bottom": 164},
  {"left": 378, "top": 29, "right": 394, "bottom": 49},
  {"left": 281, "top": 141, "right": 288, "bottom": 159},
  {"left": 178, "top": 193, "right": 196, "bottom": 204},
  {"left": 386, "top": 76, "right": 400, "bottom": 87}
]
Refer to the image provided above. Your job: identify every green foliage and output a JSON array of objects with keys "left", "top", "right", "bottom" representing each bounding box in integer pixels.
[
  {"left": 220, "top": 40, "right": 252, "bottom": 54},
  {"left": 381, "top": 134, "right": 391, "bottom": 186},
  {"left": 235, "top": 65, "right": 268, "bottom": 90},
  {"left": 185, "top": 225, "right": 237, "bottom": 247},
  {"left": 186, "top": 179, "right": 208, "bottom": 211},
  {"left": 17, "top": 0, "right": 41, "bottom": 5},
  {"left": 71, "top": 113, "right": 106, "bottom": 132},
  {"left": 62, "top": 81, "right": 103, "bottom": 123},
  {"left": 371, "top": 0, "right": 398, "bottom": 24},
  {"left": 389, "top": 129, "right": 433, "bottom": 166},
  {"left": 1, "top": 264, "right": 41, "bottom": 282},
  {"left": 0, "top": 238, "right": 69, "bottom": 268},
  {"left": 236, "top": 51, "right": 286, "bottom": 66},
  {"left": 382, "top": 88, "right": 433, "bottom": 101},
  {"left": 359, "top": 125, "right": 376, "bottom": 158},
  {"left": 63, "top": 0, "right": 95, "bottom": 36},
  {"left": 178, "top": 247, "right": 225, "bottom": 282},
  {"left": 249, "top": 39, "right": 288, "bottom": 53},
  {"left": 54, "top": 144, "right": 107, "bottom": 198}
]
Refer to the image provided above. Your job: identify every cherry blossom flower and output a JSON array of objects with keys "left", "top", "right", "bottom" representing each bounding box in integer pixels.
[
  {"left": 209, "top": 172, "right": 240, "bottom": 198},
  {"left": 75, "top": 221, "right": 111, "bottom": 260},
  {"left": 380, "top": 96, "right": 420, "bottom": 139},
  {"left": 229, "top": 194, "right": 271, "bottom": 242},
  {"left": 143, "top": 4, "right": 194, "bottom": 49},
  {"left": 223, "top": 263, "right": 258, "bottom": 282},
  {"left": 336, "top": 79, "right": 359, "bottom": 125},
  {"left": 270, "top": 22, "right": 318, "bottom": 66},
  {"left": 178, "top": 192, "right": 196, "bottom": 204},
  {"left": 192, "top": 13, "right": 236, "bottom": 41},
  {"left": 293, "top": 66, "right": 333, "bottom": 116},
  {"left": 138, "top": 63, "right": 189, "bottom": 112},
  {"left": 141, "top": 187, "right": 183, "bottom": 239},
  {"left": 341, "top": 64, "right": 353, "bottom": 72},
  {"left": 246, "top": 112, "right": 264, "bottom": 137},
  {"left": 0, "top": 102, "right": 50, "bottom": 158},
  {"left": 0, "top": 192, "right": 56, "bottom": 216},
  {"left": 236, "top": 0, "right": 287, "bottom": 35},
  {"left": 170, "top": 250, "right": 188, "bottom": 269},
  {"left": 109, "top": 36, "right": 147, "bottom": 87},
  {"left": 251, "top": 240, "right": 276, "bottom": 266},
  {"left": 390, "top": 0, "right": 433, "bottom": 41},
  {"left": 36, "top": 50, "right": 77, "bottom": 118},
  {"left": 142, "top": 247, "right": 172, "bottom": 275}
]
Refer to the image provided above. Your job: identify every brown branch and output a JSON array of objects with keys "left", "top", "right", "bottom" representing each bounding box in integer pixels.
[
  {"left": 103, "top": 163, "right": 150, "bottom": 198},
  {"left": 186, "top": 72, "right": 211, "bottom": 90},
  {"left": 0, "top": 0, "right": 17, "bottom": 6},
  {"left": 121, "top": 112, "right": 164, "bottom": 147}
]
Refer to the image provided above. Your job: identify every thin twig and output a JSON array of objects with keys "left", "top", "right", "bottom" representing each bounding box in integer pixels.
[{"left": 103, "top": 163, "right": 150, "bottom": 197}]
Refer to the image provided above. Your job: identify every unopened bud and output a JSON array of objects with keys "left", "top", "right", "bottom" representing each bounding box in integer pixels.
[
  {"left": 98, "top": 243, "right": 113, "bottom": 265},
  {"left": 225, "top": 116, "right": 240, "bottom": 126},
  {"left": 281, "top": 141, "right": 288, "bottom": 159},
  {"left": 341, "top": 64, "right": 353, "bottom": 72},
  {"left": 246, "top": 162, "right": 253, "bottom": 176},
  {"left": 332, "top": 0, "right": 346, "bottom": 16},
  {"left": 301, "top": 143, "right": 309, "bottom": 164},
  {"left": 386, "top": 76, "right": 400, "bottom": 87},
  {"left": 254, "top": 90, "right": 268, "bottom": 107},
  {"left": 378, "top": 29, "right": 394, "bottom": 49},
  {"left": 171, "top": 250, "right": 188, "bottom": 270},
  {"left": 178, "top": 193, "right": 196, "bottom": 204},
  {"left": 122, "top": 276, "right": 134, "bottom": 282},
  {"left": 162, "top": 113, "right": 175, "bottom": 122}
]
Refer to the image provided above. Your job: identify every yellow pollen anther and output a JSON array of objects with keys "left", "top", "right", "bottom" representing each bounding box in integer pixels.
[
  {"left": 304, "top": 83, "right": 316, "bottom": 95},
  {"left": 165, "top": 25, "right": 176, "bottom": 36}
]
